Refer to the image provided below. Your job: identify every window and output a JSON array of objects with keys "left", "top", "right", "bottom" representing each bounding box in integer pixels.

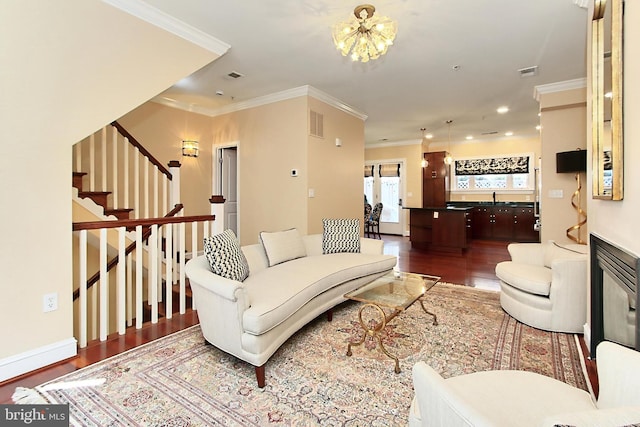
[{"left": 452, "top": 154, "right": 534, "bottom": 192}]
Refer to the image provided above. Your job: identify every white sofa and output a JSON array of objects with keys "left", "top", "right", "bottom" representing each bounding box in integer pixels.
[
  {"left": 409, "top": 340, "right": 640, "bottom": 427},
  {"left": 185, "top": 232, "right": 397, "bottom": 388},
  {"left": 495, "top": 241, "right": 588, "bottom": 333}
]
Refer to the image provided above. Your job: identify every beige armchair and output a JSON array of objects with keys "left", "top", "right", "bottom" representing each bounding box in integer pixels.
[
  {"left": 409, "top": 341, "right": 640, "bottom": 427},
  {"left": 495, "top": 241, "right": 587, "bottom": 333}
]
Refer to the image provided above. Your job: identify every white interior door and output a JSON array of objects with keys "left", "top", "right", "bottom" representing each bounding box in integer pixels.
[
  {"left": 364, "top": 161, "right": 404, "bottom": 235},
  {"left": 219, "top": 147, "right": 238, "bottom": 236}
]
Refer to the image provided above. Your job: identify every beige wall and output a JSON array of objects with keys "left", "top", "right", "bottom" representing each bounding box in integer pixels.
[
  {"left": 118, "top": 102, "right": 215, "bottom": 217},
  {"left": 0, "top": 0, "right": 219, "bottom": 371},
  {"left": 307, "top": 98, "right": 365, "bottom": 235},
  {"left": 538, "top": 88, "right": 587, "bottom": 244}
]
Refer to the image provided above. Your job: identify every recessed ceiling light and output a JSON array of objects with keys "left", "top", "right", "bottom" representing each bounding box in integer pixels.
[
  {"left": 497, "top": 106, "right": 509, "bottom": 114},
  {"left": 505, "top": 131, "right": 513, "bottom": 136},
  {"left": 465, "top": 135, "right": 473, "bottom": 140}
]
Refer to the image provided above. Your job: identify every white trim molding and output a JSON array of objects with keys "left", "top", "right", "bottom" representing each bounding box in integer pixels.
[
  {"left": 0, "top": 338, "right": 77, "bottom": 383},
  {"left": 153, "top": 85, "right": 368, "bottom": 121},
  {"left": 533, "top": 78, "right": 587, "bottom": 102},
  {"left": 102, "top": 0, "right": 231, "bottom": 55}
]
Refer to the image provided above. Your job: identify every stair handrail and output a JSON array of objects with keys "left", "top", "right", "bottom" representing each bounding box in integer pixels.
[
  {"left": 72, "top": 204, "right": 210, "bottom": 300},
  {"left": 111, "top": 121, "right": 172, "bottom": 180}
]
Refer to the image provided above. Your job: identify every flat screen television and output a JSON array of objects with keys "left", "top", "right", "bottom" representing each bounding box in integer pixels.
[{"left": 556, "top": 149, "right": 587, "bottom": 173}]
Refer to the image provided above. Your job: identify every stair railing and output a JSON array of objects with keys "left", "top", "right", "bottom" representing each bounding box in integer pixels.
[
  {"left": 73, "top": 213, "right": 215, "bottom": 348},
  {"left": 73, "top": 121, "right": 178, "bottom": 219}
]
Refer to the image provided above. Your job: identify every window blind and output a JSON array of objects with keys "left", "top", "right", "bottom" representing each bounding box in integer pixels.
[
  {"left": 364, "top": 165, "right": 374, "bottom": 177},
  {"left": 455, "top": 156, "right": 529, "bottom": 176},
  {"left": 379, "top": 163, "right": 401, "bottom": 177}
]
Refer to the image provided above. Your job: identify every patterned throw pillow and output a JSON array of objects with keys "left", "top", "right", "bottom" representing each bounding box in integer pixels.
[
  {"left": 322, "top": 218, "right": 361, "bottom": 254},
  {"left": 203, "top": 229, "right": 250, "bottom": 282}
]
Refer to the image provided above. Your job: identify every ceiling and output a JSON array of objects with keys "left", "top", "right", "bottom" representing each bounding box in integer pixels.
[{"left": 142, "top": 0, "right": 589, "bottom": 146}]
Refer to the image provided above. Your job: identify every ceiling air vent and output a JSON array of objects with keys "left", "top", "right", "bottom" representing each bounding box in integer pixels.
[
  {"left": 309, "top": 110, "right": 324, "bottom": 138},
  {"left": 226, "top": 71, "right": 243, "bottom": 79},
  {"left": 518, "top": 66, "right": 538, "bottom": 78},
  {"left": 481, "top": 131, "right": 498, "bottom": 135}
]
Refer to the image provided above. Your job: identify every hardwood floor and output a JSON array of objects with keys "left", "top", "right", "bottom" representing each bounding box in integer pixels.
[{"left": 0, "top": 236, "right": 597, "bottom": 403}]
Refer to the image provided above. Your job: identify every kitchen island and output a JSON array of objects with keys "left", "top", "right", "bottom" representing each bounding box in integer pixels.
[{"left": 405, "top": 206, "right": 473, "bottom": 254}]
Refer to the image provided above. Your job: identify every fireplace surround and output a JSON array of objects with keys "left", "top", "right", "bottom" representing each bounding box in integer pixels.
[{"left": 590, "top": 233, "right": 639, "bottom": 355}]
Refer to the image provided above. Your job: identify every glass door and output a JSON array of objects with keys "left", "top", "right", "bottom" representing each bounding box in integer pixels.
[{"left": 364, "top": 161, "right": 404, "bottom": 235}]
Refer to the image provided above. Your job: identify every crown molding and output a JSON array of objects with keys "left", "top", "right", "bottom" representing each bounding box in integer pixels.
[
  {"left": 102, "top": 0, "right": 230, "bottom": 55},
  {"left": 533, "top": 77, "right": 587, "bottom": 101},
  {"left": 152, "top": 86, "right": 368, "bottom": 121},
  {"left": 365, "top": 139, "right": 422, "bottom": 149}
]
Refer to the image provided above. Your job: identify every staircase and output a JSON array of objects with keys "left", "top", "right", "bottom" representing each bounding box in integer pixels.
[
  {"left": 71, "top": 123, "right": 214, "bottom": 348},
  {"left": 73, "top": 172, "right": 134, "bottom": 220}
]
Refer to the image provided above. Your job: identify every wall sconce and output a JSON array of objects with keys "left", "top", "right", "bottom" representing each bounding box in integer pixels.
[
  {"left": 182, "top": 140, "right": 199, "bottom": 157},
  {"left": 335, "top": 138, "right": 342, "bottom": 147}
]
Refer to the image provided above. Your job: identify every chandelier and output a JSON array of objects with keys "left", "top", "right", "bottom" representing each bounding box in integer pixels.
[{"left": 332, "top": 4, "right": 397, "bottom": 62}]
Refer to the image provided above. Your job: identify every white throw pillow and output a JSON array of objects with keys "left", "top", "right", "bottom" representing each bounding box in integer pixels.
[
  {"left": 259, "top": 228, "right": 307, "bottom": 266},
  {"left": 322, "top": 218, "right": 361, "bottom": 254},
  {"left": 203, "top": 229, "right": 250, "bottom": 282}
]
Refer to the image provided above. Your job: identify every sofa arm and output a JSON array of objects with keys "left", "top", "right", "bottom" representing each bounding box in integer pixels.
[
  {"left": 411, "top": 362, "right": 491, "bottom": 427},
  {"left": 185, "top": 256, "right": 245, "bottom": 302},
  {"left": 507, "top": 243, "right": 546, "bottom": 265},
  {"left": 541, "top": 406, "right": 640, "bottom": 427},
  {"left": 596, "top": 341, "right": 640, "bottom": 408}
]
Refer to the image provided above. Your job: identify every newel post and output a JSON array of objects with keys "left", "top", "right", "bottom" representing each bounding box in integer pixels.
[
  {"left": 168, "top": 161, "right": 181, "bottom": 210},
  {"left": 209, "top": 195, "right": 226, "bottom": 235}
]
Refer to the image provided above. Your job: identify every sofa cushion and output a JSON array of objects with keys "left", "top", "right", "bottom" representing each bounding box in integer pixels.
[
  {"left": 322, "top": 218, "right": 361, "bottom": 254},
  {"left": 203, "top": 229, "right": 250, "bottom": 282},
  {"left": 496, "top": 261, "right": 552, "bottom": 296},
  {"left": 241, "top": 253, "right": 397, "bottom": 335},
  {"left": 259, "top": 228, "right": 307, "bottom": 267}
]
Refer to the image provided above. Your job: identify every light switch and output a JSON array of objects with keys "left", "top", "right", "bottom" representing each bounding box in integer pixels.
[
  {"left": 548, "top": 189, "right": 564, "bottom": 198},
  {"left": 308, "top": 189, "right": 315, "bottom": 198},
  {"left": 433, "top": 211, "right": 439, "bottom": 219}
]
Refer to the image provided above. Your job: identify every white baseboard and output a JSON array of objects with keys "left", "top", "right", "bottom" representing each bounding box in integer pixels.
[{"left": 0, "top": 338, "right": 77, "bottom": 383}]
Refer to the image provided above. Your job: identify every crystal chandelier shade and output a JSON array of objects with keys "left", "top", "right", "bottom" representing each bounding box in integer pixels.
[{"left": 332, "top": 4, "right": 397, "bottom": 63}]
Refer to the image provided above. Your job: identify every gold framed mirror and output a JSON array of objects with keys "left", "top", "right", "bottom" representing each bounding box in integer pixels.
[{"left": 592, "top": 0, "right": 624, "bottom": 200}]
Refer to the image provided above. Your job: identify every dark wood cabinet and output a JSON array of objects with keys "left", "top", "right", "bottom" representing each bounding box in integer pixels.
[
  {"left": 513, "top": 207, "right": 539, "bottom": 242},
  {"left": 409, "top": 207, "right": 471, "bottom": 253},
  {"left": 422, "top": 151, "right": 450, "bottom": 207},
  {"left": 472, "top": 205, "right": 539, "bottom": 242}
]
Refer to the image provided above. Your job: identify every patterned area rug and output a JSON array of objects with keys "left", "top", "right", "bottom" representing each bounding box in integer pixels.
[{"left": 20, "top": 283, "right": 589, "bottom": 426}]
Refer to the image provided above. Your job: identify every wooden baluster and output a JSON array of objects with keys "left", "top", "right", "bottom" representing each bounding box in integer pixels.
[
  {"left": 126, "top": 251, "right": 133, "bottom": 327},
  {"left": 144, "top": 158, "right": 149, "bottom": 218},
  {"left": 165, "top": 223, "right": 173, "bottom": 319},
  {"left": 149, "top": 224, "right": 158, "bottom": 323},
  {"left": 78, "top": 230, "right": 88, "bottom": 348},
  {"left": 134, "top": 146, "right": 140, "bottom": 219},
  {"left": 117, "top": 227, "right": 125, "bottom": 334},
  {"left": 99, "top": 228, "right": 108, "bottom": 341},
  {"left": 112, "top": 126, "right": 118, "bottom": 209},
  {"left": 153, "top": 165, "right": 159, "bottom": 218},
  {"left": 89, "top": 133, "right": 95, "bottom": 191},
  {"left": 191, "top": 222, "right": 198, "bottom": 310},
  {"left": 123, "top": 137, "right": 129, "bottom": 212},
  {"left": 101, "top": 127, "right": 107, "bottom": 192},
  {"left": 135, "top": 225, "right": 143, "bottom": 329},
  {"left": 179, "top": 222, "right": 186, "bottom": 314}
]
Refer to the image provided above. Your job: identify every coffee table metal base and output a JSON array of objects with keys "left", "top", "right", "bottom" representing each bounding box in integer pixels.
[{"left": 346, "top": 298, "right": 437, "bottom": 373}]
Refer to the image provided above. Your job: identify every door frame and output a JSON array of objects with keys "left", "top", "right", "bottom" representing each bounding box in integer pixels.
[
  {"left": 214, "top": 142, "right": 240, "bottom": 240},
  {"left": 364, "top": 158, "right": 407, "bottom": 236}
]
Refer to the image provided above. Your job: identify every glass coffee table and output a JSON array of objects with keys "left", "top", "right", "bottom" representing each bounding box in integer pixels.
[{"left": 344, "top": 270, "right": 440, "bottom": 373}]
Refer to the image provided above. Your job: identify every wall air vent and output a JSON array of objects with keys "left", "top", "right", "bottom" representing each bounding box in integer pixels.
[
  {"left": 481, "top": 131, "right": 499, "bottom": 135},
  {"left": 518, "top": 66, "right": 538, "bottom": 78},
  {"left": 309, "top": 110, "right": 324, "bottom": 138}
]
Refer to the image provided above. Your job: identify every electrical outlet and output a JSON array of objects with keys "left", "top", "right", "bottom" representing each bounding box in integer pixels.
[{"left": 43, "top": 293, "right": 58, "bottom": 312}]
